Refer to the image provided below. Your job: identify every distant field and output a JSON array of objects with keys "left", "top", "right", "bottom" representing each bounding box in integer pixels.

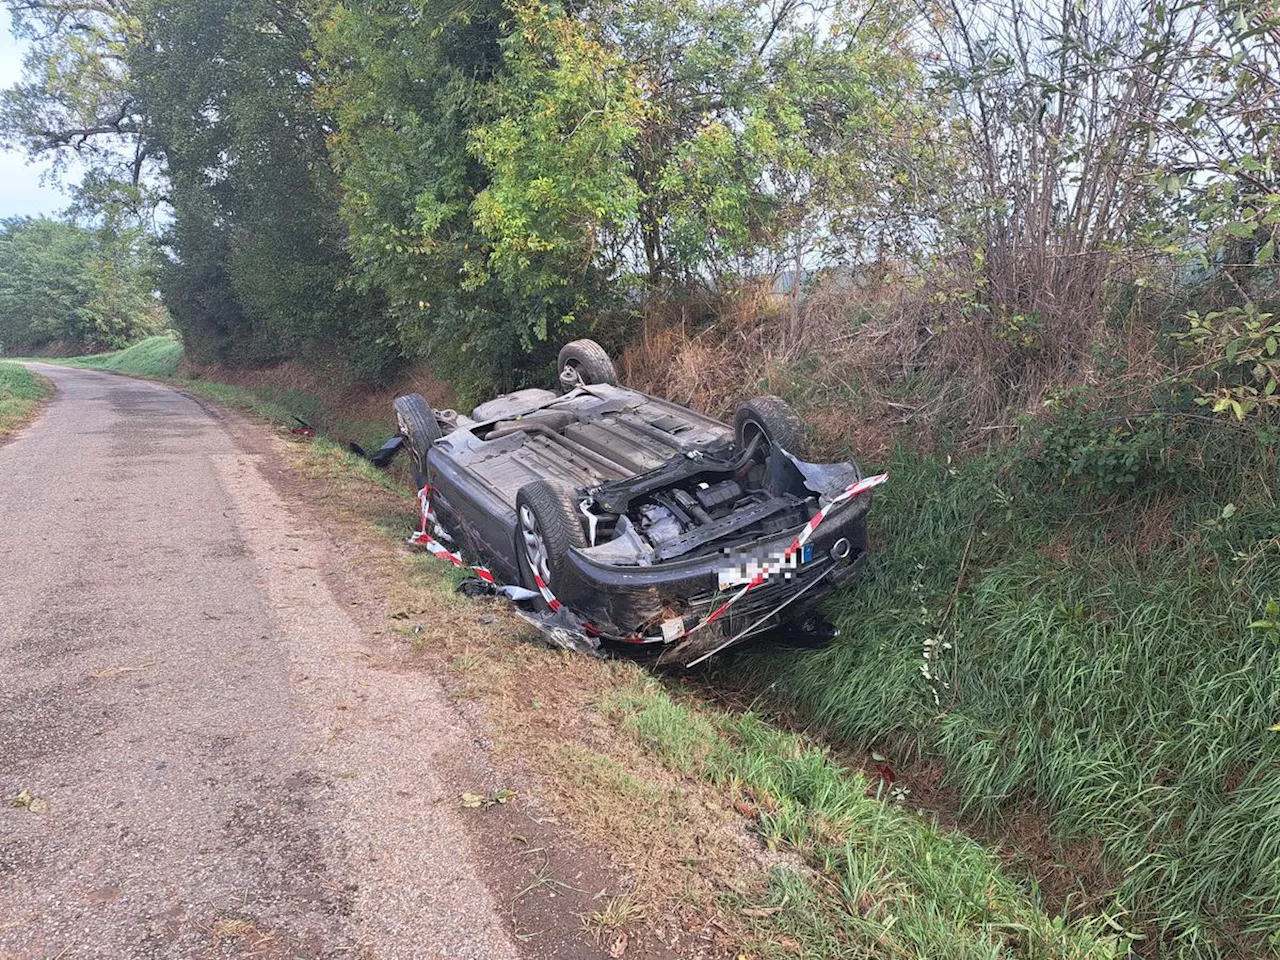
[
  {"left": 0, "top": 362, "right": 52, "bottom": 439},
  {"left": 58, "top": 336, "right": 185, "bottom": 378}
]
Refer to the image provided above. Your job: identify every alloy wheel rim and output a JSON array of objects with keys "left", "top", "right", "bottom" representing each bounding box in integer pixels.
[{"left": 519, "top": 504, "right": 552, "bottom": 585}]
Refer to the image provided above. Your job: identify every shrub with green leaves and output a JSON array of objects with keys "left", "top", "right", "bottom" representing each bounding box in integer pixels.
[
  {"left": 1023, "top": 393, "right": 1182, "bottom": 495},
  {"left": 1176, "top": 306, "right": 1280, "bottom": 421}
]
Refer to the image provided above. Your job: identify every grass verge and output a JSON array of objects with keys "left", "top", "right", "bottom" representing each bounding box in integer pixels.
[
  {"left": 0, "top": 362, "right": 52, "bottom": 440},
  {"left": 57, "top": 335, "right": 184, "bottom": 378}
]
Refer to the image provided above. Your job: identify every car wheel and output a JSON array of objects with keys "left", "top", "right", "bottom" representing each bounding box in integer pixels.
[
  {"left": 734, "top": 395, "right": 807, "bottom": 458},
  {"left": 557, "top": 339, "right": 618, "bottom": 394},
  {"left": 393, "top": 393, "right": 442, "bottom": 490},
  {"left": 515, "top": 480, "right": 587, "bottom": 607}
]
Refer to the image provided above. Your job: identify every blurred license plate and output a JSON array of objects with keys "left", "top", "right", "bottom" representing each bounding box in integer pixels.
[{"left": 718, "top": 543, "right": 814, "bottom": 589}]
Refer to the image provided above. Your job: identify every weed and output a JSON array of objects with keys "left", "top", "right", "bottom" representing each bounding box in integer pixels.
[{"left": 583, "top": 893, "right": 645, "bottom": 937}]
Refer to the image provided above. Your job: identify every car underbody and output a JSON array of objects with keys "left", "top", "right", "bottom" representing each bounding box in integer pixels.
[{"left": 398, "top": 341, "right": 877, "bottom": 666}]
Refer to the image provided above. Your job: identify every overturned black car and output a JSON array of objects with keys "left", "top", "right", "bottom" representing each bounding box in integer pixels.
[{"left": 394, "top": 339, "right": 881, "bottom": 666}]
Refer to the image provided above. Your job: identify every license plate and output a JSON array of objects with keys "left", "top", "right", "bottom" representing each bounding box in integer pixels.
[{"left": 718, "top": 543, "right": 814, "bottom": 590}]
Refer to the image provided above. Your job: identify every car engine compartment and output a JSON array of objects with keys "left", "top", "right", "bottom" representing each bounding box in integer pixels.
[{"left": 581, "top": 439, "right": 858, "bottom": 566}]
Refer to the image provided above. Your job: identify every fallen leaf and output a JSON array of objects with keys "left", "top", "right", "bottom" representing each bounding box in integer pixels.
[
  {"left": 9, "top": 789, "right": 48, "bottom": 813},
  {"left": 609, "top": 933, "right": 628, "bottom": 958},
  {"left": 461, "top": 788, "right": 519, "bottom": 809},
  {"left": 740, "top": 906, "right": 783, "bottom": 918}
]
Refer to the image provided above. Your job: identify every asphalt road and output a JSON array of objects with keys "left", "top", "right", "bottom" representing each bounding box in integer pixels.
[{"left": 0, "top": 365, "right": 524, "bottom": 959}]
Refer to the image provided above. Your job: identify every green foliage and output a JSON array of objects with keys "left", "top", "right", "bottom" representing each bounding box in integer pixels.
[
  {"left": 1027, "top": 394, "right": 1181, "bottom": 495},
  {"left": 0, "top": 362, "right": 51, "bottom": 436},
  {"left": 604, "top": 678, "right": 1127, "bottom": 959},
  {"left": 129, "top": 0, "right": 381, "bottom": 373},
  {"left": 314, "top": 0, "right": 515, "bottom": 390},
  {"left": 470, "top": 0, "right": 644, "bottom": 343},
  {"left": 0, "top": 217, "right": 160, "bottom": 354},
  {"left": 731, "top": 444, "right": 1280, "bottom": 957},
  {"left": 59, "top": 335, "right": 183, "bottom": 378},
  {"left": 0, "top": 0, "right": 146, "bottom": 185},
  {"left": 1176, "top": 306, "right": 1280, "bottom": 421},
  {"left": 315, "top": 0, "right": 925, "bottom": 386}
]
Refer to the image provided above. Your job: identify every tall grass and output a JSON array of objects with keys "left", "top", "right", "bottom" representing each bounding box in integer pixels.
[
  {"left": 729, "top": 442, "right": 1280, "bottom": 957},
  {"left": 0, "top": 362, "right": 51, "bottom": 438},
  {"left": 604, "top": 677, "right": 1128, "bottom": 959}
]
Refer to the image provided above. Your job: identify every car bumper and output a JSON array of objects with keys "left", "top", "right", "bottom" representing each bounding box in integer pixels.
[{"left": 558, "top": 494, "right": 872, "bottom": 640}]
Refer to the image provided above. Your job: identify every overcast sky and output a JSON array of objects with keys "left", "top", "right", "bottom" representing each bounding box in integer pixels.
[{"left": 0, "top": 9, "right": 70, "bottom": 220}]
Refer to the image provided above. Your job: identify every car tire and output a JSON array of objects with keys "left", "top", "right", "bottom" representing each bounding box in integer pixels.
[
  {"left": 393, "top": 393, "right": 442, "bottom": 490},
  {"left": 734, "top": 395, "right": 807, "bottom": 458},
  {"left": 557, "top": 339, "right": 618, "bottom": 393},
  {"left": 515, "top": 480, "right": 587, "bottom": 607}
]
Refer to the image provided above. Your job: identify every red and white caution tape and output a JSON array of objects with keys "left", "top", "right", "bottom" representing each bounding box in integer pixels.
[
  {"left": 410, "top": 485, "right": 568, "bottom": 609},
  {"left": 670, "top": 472, "right": 888, "bottom": 644},
  {"left": 408, "top": 485, "right": 497, "bottom": 586},
  {"left": 407, "top": 472, "right": 888, "bottom": 650}
]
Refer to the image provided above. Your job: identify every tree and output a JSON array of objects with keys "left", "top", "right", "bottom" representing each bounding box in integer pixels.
[
  {"left": 0, "top": 0, "right": 150, "bottom": 186},
  {"left": 319, "top": 0, "right": 928, "bottom": 374},
  {"left": 0, "top": 217, "right": 159, "bottom": 353},
  {"left": 2, "top": 0, "right": 394, "bottom": 377},
  {"left": 315, "top": 0, "right": 512, "bottom": 388},
  {"left": 469, "top": 0, "right": 646, "bottom": 343},
  {"left": 130, "top": 0, "right": 383, "bottom": 370}
]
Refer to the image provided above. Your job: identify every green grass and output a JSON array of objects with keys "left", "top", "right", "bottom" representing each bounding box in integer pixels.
[
  {"left": 602, "top": 676, "right": 1131, "bottom": 959},
  {"left": 0, "top": 362, "right": 52, "bottom": 438},
  {"left": 729, "top": 443, "right": 1280, "bottom": 958},
  {"left": 58, "top": 335, "right": 184, "bottom": 378}
]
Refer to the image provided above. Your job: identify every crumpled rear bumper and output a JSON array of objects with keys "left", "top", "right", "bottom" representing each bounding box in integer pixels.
[{"left": 558, "top": 494, "right": 872, "bottom": 641}]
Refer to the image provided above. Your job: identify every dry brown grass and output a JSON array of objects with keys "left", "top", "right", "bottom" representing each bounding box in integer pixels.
[
  {"left": 181, "top": 355, "right": 458, "bottom": 439},
  {"left": 621, "top": 261, "right": 1185, "bottom": 461}
]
